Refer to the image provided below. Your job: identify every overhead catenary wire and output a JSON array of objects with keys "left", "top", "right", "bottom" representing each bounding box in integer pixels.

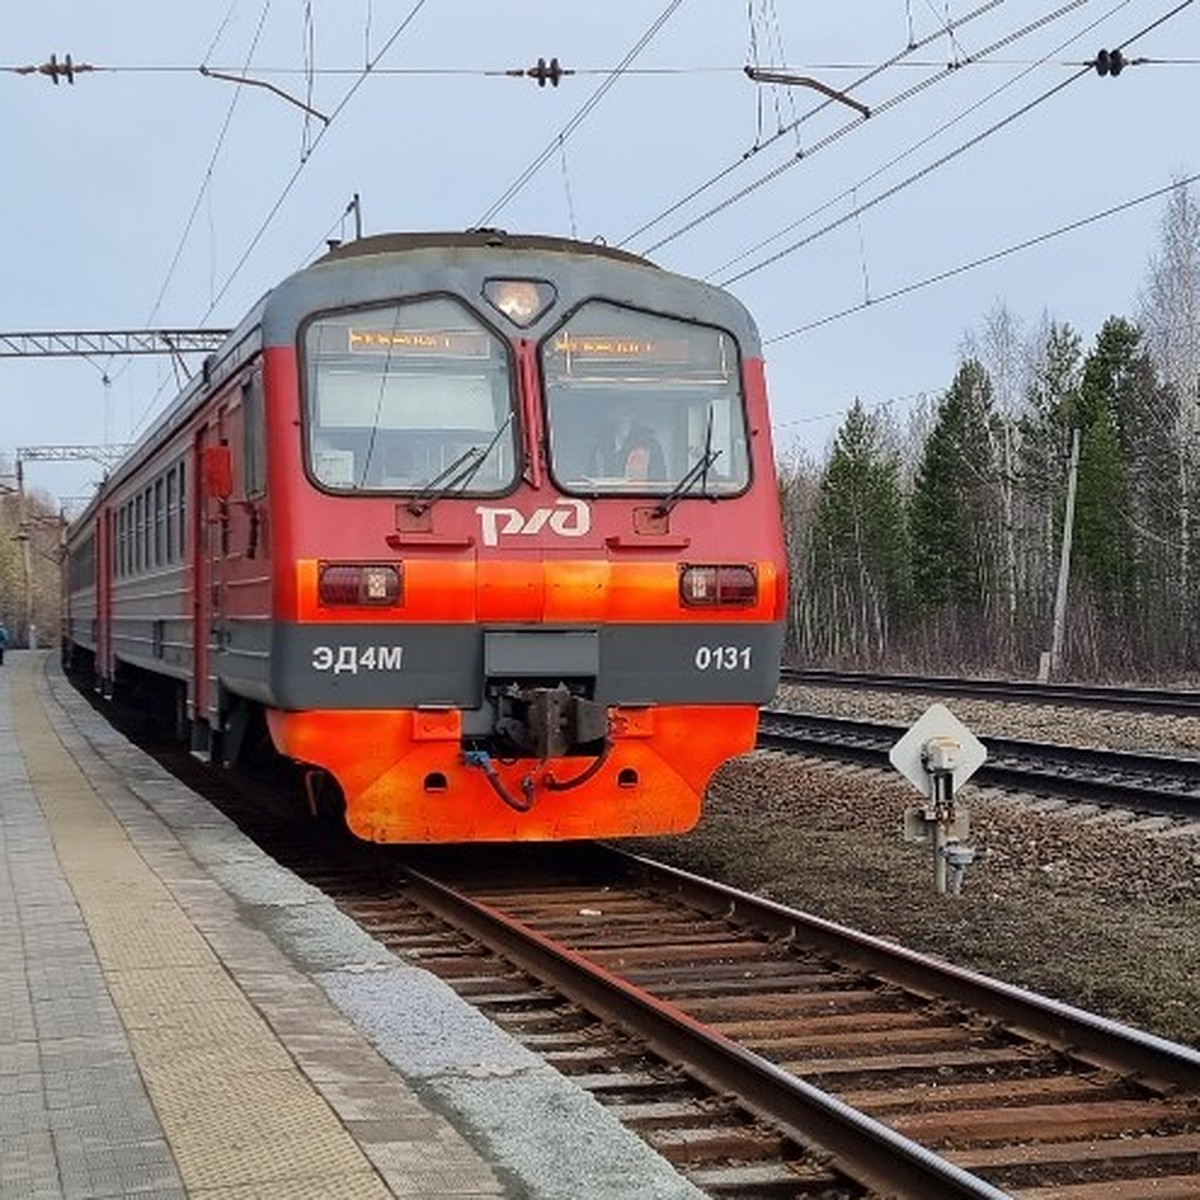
[
  {"left": 771, "top": 387, "right": 940, "bottom": 430},
  {"left": 127, "top": 0, "right": 275, "bottom": 432},
  {"left": 746, "top": 0, "right": 804, "bottom": 152},
  {"left": 144, "top": 0, "right": 274, "bottom": 331},
  {"left": 638, "top": 0, "right": 1095, "bottom": 258},
  {"left": 764, "top": 170, "right": 1200, "bottom": 344},
  {"left": 618, "top": 0, "right": 1011, "bottom": 250},
  {"left": 8, "top": 57, "right": 1197, "bottom": 76},
  {"left": 708, "top": 0, "right": 1131, "bottom": 281},
  {"left": 718, "top": 0, "right": 1193, "bottom": 287},
  {"left": 133, "top": 1, "right": 432, "bottom": 435},
  {"left": 197, "top": 0, "right": 432, "bottom": 326},
  {"left": 473, "top": 0, "right": 687, "bottom": 227}
]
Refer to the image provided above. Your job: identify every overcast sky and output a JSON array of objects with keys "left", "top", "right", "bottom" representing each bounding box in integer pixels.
[{"left": 2, "top": 0, "right": 1195, "bottom": 505}]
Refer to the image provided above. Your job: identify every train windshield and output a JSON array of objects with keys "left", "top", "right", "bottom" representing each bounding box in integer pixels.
[
  {"left": 303, "top": 297, "right": 517, "bottom": 493},
  {"left": 543, "top": 303, "right": 750, "bottom": 496}
]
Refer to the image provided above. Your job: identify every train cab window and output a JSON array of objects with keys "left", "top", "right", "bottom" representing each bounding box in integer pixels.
[
  {"left": 302, "top": 297, "right": 517, "bottom": 494},
  {"left": 543, "top": 303, "right": 751, "bottom": 497}
]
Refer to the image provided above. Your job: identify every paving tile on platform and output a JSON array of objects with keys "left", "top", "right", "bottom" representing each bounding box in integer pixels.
[
  {"left": 55, "top": 1132, "right": 181, "bottom": 1199},
  {"left": 0, "top": 1130, "right": 60, "bottom": 1197},
  {"left": 42, "top": 1062, "right": 152, "bottom": 1114},
  {"left": 146, "top": 1069, "right": 378, "bottom": 1192}
]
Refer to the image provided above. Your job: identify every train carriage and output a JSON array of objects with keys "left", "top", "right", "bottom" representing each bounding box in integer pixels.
[{"left": 63, "top": 231, "right": 787, "bottom": 842}]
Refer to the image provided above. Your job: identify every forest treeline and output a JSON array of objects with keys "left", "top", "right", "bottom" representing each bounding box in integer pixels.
[
  {"left": 0, "top": 471, "right": 63, "bottom": 648},
  {"left": 783, "top": 183, "right": 1200, "bottom": 681}
]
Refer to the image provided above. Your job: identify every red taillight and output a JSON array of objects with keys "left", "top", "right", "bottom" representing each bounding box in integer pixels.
[
  {"left": 318, "top": 563, "right": 402, "bottom": 607},
  {"left": 679, "top": 564, "right": 757, "bottom": 607}
]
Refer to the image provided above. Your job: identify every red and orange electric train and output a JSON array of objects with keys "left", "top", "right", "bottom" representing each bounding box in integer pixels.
[{"left": 63, "top": 231, "right": 787, "bottom": 842}]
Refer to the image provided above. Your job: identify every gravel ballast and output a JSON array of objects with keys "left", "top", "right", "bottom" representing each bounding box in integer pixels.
[{"left": 632, "top": 687, "right": 1200, "bottom": 1047}]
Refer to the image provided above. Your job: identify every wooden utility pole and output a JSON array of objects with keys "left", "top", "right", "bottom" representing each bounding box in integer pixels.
[{"left": 1047, "top": 428, "right": 1082, "bottom": 678}]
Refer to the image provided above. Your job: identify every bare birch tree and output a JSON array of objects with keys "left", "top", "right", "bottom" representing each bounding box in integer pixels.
[{"left": 1138, "top": 181, "right": 1200, "bottom": 635}]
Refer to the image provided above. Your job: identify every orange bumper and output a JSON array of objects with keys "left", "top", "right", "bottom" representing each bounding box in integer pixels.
[{"left": 266, "top": 704, "right": 758, "bottom": 842}]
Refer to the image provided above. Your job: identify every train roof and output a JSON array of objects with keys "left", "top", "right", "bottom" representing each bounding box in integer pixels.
[
  {"left": 261, "top": 229, "right": 756, "bottom": 348},
  {"left": 69, "top": 230, "right": 758, "bottom": 535},
  {"left": 315, "top": 230, "right": 655, "bottom": 268}
]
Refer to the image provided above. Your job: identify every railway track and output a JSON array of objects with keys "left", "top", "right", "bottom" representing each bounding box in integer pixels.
[
  {"left": 781, "top": 668, "right": 1200, "bottom": 717},
  {"left": 299, "top": 841, "right": 1200, "bottom": 1199},
  {"left": 758, "top": 709, "right": 1200, "bottom": 821},
  {"left": 85, "top": 686, "right": 1200, "bottom": 1198}
]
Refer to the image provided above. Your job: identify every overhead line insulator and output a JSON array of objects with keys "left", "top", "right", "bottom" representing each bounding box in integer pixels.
[
  {"left": 526, "top": 57, "right": 567, "bottom": 88},
  {"left": 10, "top": 54, "right": 94, "bottom": 83}
]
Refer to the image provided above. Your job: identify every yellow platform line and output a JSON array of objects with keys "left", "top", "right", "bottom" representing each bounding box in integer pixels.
[{"left": 11, "top": 658, "right": 395, "bottom": 1200}]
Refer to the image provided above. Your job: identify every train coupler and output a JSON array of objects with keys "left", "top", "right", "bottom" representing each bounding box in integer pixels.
[{"left": 494, "top": 682, "right": 609, "bottom": 759}]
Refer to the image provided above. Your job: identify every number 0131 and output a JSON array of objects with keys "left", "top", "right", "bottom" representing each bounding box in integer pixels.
[{"left": 694, "top": 645, "right": 752, "bottom": 670}]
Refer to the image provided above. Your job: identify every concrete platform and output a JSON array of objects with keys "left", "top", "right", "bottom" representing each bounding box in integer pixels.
[{"left": 1, "top": 650, "right": 705, "bottom": 1200}]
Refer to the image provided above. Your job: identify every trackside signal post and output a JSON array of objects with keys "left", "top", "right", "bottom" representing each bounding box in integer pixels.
[{"left": 889, "top": 704, "right": 987, "bottom": 895}]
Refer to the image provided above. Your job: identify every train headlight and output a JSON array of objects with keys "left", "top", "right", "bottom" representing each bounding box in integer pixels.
[
  {"left": 319, "top": 563, "right": 403, "bottom": 607},
  {"left": 679, "top": 564, "right": 757, "bottom": 607},
  {"left": 482, "top": 278, "right": 556, "bottom": 327}
]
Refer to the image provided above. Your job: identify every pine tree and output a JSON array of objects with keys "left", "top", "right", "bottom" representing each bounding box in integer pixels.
[
  {"left": 909, "top": 360, "right": 1001, "bottom": 624},
  {"left": 1070, "top": 320, "right": 1140, "bottom": 660},
  {"left": 806, "top": 401, "right": 910, "bottom": 662}
]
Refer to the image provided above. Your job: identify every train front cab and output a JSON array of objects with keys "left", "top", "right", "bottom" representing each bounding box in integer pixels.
[{"left": 256, "top": 256, "right": 786, "bottom": 842}]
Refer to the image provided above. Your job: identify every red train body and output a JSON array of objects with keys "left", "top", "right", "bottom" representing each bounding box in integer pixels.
[{"left": 63, "top": 232, "right": 787, "bottom": 842}]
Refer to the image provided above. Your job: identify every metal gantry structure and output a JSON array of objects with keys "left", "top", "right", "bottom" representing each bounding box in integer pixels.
[
  {"left": 17, "top": 444, "right": 132, "bottom": 468},
  {"left": 3, "top": 449, "right": 139, "bottom": 648},
  {"left": 1, "top": 326, "right": 228, "bottom": 645},
  {"left": 0, "top": 329, "right": 229, "bottom": 358}
]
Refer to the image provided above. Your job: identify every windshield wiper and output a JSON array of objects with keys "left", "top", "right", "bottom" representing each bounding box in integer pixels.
[
  {"left": 654, "top": 409, "right": 721, "bottom": 517},
  {"left": 407, "top": 412, "right": 513, "bottom": 516}
]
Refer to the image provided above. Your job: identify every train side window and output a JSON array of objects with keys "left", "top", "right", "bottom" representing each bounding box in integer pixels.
[
  {"left": 154, "top": 478, "right": 165, "bottom": 567},
  {"left": 144, "top": 486, "right": 152, "bottom": 569},
  {"left": 242, "top": 372, "right": 266, "bottom": 497},
  {"left": 179, "top": 461, "right": 188, "bottom": 559},
  {"left": 166, "top": 467, "right": 177, "bottom": 562},
  {"left": 134, "top": 493, "right": 144, "bottom": 573}
]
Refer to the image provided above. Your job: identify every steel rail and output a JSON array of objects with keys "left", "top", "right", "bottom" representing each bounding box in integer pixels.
[
  {"left": 403, "top": 866, "right": 1013, "bottom": 1200},
  {"left": 602, "top": 846, "right": 1200, "bottom": 1094},
  {"left": 781, "top": 666, "right": 1200, "bottom": 716},
  {"left": 759, "top": 708, "right": 1200, "bottom": 821}
]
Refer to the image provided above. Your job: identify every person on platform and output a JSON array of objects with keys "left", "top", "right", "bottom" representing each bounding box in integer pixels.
[{"left": 0, "top": 619, "right": 9, "bottom": 666}]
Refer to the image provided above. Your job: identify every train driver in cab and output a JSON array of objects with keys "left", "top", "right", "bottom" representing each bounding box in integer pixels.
[{"left": 589, "top": 400, "right": 667, "bottom": 482}]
